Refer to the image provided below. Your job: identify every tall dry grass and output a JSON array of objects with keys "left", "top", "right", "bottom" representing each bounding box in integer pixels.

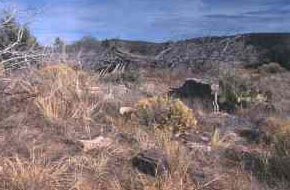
[
  {"left": 263, "top": 117, "right": 290, "bottom": 156},
  {"left": 153, "top": 129, "right": 196, "bottom": 190},
  {"left": 33, "top": 64, "right": 99, "bottom": 125},
  {"left": 0, "top": 62, "right": 3, "bottom": 76},
  {"left": 0, "top": 157, "right": 71, "bottom": 190},
  {"left": 0, "top": 62, "right": 279, "bottom": 190}
]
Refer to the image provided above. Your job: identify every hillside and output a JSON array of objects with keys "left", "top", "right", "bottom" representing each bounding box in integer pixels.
[
  {"left": 68, "top": 33, "right": 290, "bottom": 73},
  {"left": 2, "top": 25, "right": 290, "bottom": 190}
]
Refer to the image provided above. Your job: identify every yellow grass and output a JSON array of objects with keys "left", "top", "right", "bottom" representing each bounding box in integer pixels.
[
  {"left": 34, "top": 64, "right": 99, "bottom": 124},
  {"left": 0, "top": 157, "right": 70, "bottom": 190},
  {"left": 69, "top": 154, "right": 109, "bottom": 180},
  {"left": 211, "top": 129, "right": 236, "bottom": 149},
  {"left": 265, "top": 117, "right": 290, "bottom": 156}
]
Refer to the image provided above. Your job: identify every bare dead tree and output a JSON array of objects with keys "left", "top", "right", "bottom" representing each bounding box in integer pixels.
[{"left": 0, "top": 8, "right": 46, "bottom": 73}]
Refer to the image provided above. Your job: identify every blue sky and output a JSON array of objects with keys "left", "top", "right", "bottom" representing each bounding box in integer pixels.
[{"left": 1, "top": 0, "right": 290, "bottom": 44}]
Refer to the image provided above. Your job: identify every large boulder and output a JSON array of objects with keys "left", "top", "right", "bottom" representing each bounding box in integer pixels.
[{"left": 169, "top": 78, "right": 218, "bottom": 109}]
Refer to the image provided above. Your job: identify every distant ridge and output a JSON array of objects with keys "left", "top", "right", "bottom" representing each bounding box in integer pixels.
[{"left": 69, "top": 33, "right": 290, "bottom": 70}]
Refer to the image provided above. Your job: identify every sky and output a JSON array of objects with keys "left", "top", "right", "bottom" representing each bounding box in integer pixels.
[{"left": 1, "top": 0, "right": 290, "bottom": 44}]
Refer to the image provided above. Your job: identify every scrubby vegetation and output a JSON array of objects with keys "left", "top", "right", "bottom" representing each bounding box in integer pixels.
[
  {"left": 1, "top": 60, "right": 290, "bottom": 189},
  {"left": 1, "top": 9, "right": 290, "bottom": 190},
  {"left": 136, "top": 96, "right": 197, "bottom": 133},
  {"left": 34, "top": 64, "right": 97, "bottom": 124}
]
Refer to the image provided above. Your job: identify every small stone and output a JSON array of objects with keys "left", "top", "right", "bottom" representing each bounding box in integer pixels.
[
  {"left": 79, "top": 136, "right": 113, "bottom": 152},
  {"left": 116, "top": 133, "right": 137, "bottom": 144},
  {"left": 101, "top": 125, "right": 116, "bottom": 134},
  {"left": 187, "top": 142, "right": 212, "bottom": 152},
  {"left": 237, "top": 128, "right": 260, "bottom": 142},
  {"left": 200, "top": 136, "right": 210, "bottom": 143},
  {"left": 132, "top": 150, "right": 169, "bottom": 177},
  {"left": 194, "top": 172, "right": 206, "bottom": 180},
  {"left": 119, "top": 107, "right": 136, "bottom": 116}
]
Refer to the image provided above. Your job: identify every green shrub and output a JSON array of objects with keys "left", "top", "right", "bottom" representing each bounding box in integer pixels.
[
  {"left": 263, "top": 118, "right": 290, "bottom": 157},
  {"left": 219, "top": 72, "right": 255, "bottom": 111},
  {"left": 136, "top": 96, "right": 197, "bottom": 132},
  {"left": 245, "top": 117, "right": 290, "bottom": 183},
  {"left": 258, "top": 62, "right": 285, "bottom": 74}
]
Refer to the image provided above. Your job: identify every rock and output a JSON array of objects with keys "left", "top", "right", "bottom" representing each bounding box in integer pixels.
[
  {"left": 132, "top": 150, "right": 169, "bottom": 177},
  {"left": 169, "top": 78, "right": 219, "bottom": 110},
  {"left": 115, "top": 133, "right": 137, "bottom": 144},
  {"left": 101, "top": 125, "right": 116, "bottom": 134},
  {"left": 236, "top": 127, "right": 260, "bottom": 143},
  {"left": 186, "top": 142, "right": 212, "bottom": 152},
  {"left": 119, "top": 106, "right": 136, "bottom": 120},
  {"left": 200, "top": 135, "right": 210, "bottom": 143},
  {"left": 79, "top": 136, "right": 113, "bottom": 152},
  {"left": 119, "top": 107, "right": 136, "bottom": 115},
  {"left": 170, "top": 78, "right": 214, "bottom": 98},
  {"left": 194, "top": 172, "right": 205, "bottom": 179}
]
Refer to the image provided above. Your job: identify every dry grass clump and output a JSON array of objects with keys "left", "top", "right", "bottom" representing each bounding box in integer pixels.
[
  {"left": 263, "top": 117, "right": 290, "bottom": 156},
  {"left": 3, "top": 62, "right": 287, "bottom": 189},
  {"left": 210, "top": 169, "right": 261, "bottom": 190},
  {"left": 0, "top": 63, "right": 4, "bottom": 76},
  {"left": 252, "top": 72, "right": 290, "bottom": 114},
  {"left": 68, "top": 153, "right": 109, "bottom": 188},
  {"left": 257, "top": 117, "right": 290, "bottom": 182},
  {"left": 140, "top": 128, "right": 196, "bottom": 190},
  {"left": 258, "top": 62, "right": 285, "bottom": 74},
  {"left": 136, "top": 96, "right": 197, "bottom": 132},
  {"left": 111, "top": 121, "right": 197, "bottom": 190},
  {"left": 34, "top": 64, "right": 99, "bottom": 124},
  {"left": 221, "top": 117, "right": 290, "bottom": 186},
  {"left": 211, "top": 129, "right": 237, "bottom": 149},
  {"left": 0, "top": 157, "right": 70, "bottom": 190}
]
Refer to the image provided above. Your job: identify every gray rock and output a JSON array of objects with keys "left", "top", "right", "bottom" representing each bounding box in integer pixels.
[
  {"left": 170, "top": 78, "right": 215, "bottom": 98},
  {"left": 200, "top": 135, "right": 210, "bottom": 143},
  {"left": 101, "top": 125, "right": 116, "bottom": 134},
  {"left": 79, "top": 136, "right": 113, "bottom": 152},
  {"left": 169, "top": 78, "right": 218, "bottom": 110},
  {"left": 236, "top": 128, "right": 260, "bottom": 143},
  {"left": 115, "top": 133, "right": 137, "bottom": 144},
  {"left": 132, "top": 150, "right": 169, "bottom": 177}
]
